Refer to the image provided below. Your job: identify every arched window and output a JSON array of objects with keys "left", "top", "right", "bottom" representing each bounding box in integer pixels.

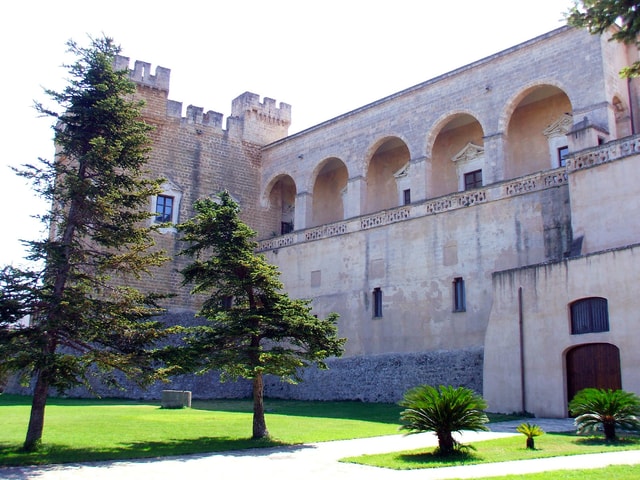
[{"left": 570, "top": 297, "right": 609, "bottom": 334}]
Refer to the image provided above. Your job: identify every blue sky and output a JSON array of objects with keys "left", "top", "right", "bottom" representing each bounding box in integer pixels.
[{"left": 1, "top": 0, "right": 573, "bottom": 266}]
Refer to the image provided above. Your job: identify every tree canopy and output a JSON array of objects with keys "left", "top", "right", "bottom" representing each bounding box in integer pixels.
[
  {"left": 0, "top": 35, "right": 170, "bottom": 451},
  {"left": 175, "top": 193, "right": 346, "bottom": 439},
  {"left": 567, "top": 0, "right": 640, "bottom": 76}
]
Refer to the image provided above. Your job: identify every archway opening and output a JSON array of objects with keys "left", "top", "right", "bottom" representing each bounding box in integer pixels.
[
  {"left": 311, "top": 157, "right": 348, "bottom": 227},
  {"left": 506, "top": 85, "right": 572, "bottom": 178},
  {"left": 267, "top": 175, "right": 296, "bottom": 235},
  {"left": 365, "top": 138, "right": 410, "bottom": 214},
  {"left": 430, "top": 114, "right": 484, "bottom": 198}
]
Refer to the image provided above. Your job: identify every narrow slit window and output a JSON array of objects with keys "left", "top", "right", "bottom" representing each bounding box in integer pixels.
[
  {"left": 373, "top": 287, "right": 383, "bottom": 318},
  {"left": 453, "top": 277, "right": 466, "bottom": 312}
]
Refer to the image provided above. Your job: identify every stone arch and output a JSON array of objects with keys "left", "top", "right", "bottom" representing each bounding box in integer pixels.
[
  {"left": 310, "top": 157, "right": 348, "bottom": 227},
  {"left": 363, "top": 137, "right": 411, "bottom": 214},
  {"left": 503, "top": 83, "right": 573, "bottom": 178},
  {"left": 264, "top": 174, "right": 297, "bottom": 235},
  {"left": 427, "top": 113, "right": 485, "bottom": 198}
]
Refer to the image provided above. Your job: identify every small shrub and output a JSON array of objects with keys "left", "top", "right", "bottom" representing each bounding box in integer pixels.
[
  {"left": 399, "top": 385, "right": 489, "bottom": 456},
  {"left": 569, "top": 388, "right": 640, "bottom": 441},
  {"left": 516, "top": 422, "right": 544, "bottom": 449}
]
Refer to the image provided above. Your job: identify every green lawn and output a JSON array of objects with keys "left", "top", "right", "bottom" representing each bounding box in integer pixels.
[
  {"left": 461, "top": 464, "right": 640, "bottom": 480},
  {"left": 0, "top": 394, "right": 404, "bottom": 466},
  {"left": 341, "top": 432, "right": 640, "bottom": 470}
]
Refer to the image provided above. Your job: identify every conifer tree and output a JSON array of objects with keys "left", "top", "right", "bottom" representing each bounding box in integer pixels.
[
  {"left": 176, "top": 193, "right": 346, "bottom": 439},
  {"left": 0, "top": 36, "right": 170, "bottom": 451}
]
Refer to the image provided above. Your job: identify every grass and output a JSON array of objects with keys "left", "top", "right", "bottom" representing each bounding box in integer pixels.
[
  {"left": 463, "top": 464, "right": 640, "bottom": 480},
  {"left": 341, "top": 432, "right": 640, "bottom": 470},
  {"left": 0, "top": 394, "right": 404, "bottom": 466}
]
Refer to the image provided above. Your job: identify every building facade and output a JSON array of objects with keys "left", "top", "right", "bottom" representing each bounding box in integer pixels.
[{"left": 110, "top": 25, "right": 639, "bottom": 415}]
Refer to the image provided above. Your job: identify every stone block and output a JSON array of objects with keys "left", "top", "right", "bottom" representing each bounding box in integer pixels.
[{"left": 161, "top": 389, "right": 192, "bottom": 408}]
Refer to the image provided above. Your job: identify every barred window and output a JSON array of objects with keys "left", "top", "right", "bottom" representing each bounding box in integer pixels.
[{"left": 570, "top": 297, "right": 609, "bottom": 334}]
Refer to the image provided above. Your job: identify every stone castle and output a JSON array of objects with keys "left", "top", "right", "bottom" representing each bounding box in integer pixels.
[{"left": 77, "top": 25, "right": 640, "bottom": 416}]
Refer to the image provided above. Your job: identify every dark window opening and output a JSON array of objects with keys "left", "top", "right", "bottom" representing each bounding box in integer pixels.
[
  {"left": 558, "top": 146, "right": 569, "bottom": 167},
  {"left": 221, "top": 296, "right": 233, "bottom": 309},
  {"left": 464, "top": 170, "right": 482, "bottom": 190},
  {"left": 453, "top": 277, "right": 466, "bottom": 312},
  {"left": 403, "top": 189, "right": 411, "bottom": 205},
  {"left": 281, "top": 221, "right": 294, "bottom": 234},
  {"left": 373, "top": 287, "right": 383, "bottom": 318},
  {"left": 570, "top": 297, "right": 609, "bottom": 334},
  {"left": 155, "top": 195, "right": 174, "bottom": 223}
]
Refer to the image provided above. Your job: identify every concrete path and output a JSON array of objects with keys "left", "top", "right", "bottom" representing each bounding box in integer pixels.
[{"left": 1, "top": 419, "right": 639, "bottom": 480}]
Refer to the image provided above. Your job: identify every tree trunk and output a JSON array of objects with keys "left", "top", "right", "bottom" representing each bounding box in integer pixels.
[
  {"left": 252, "top": 373, "right": 269, "bottom": 439},
  {"left": 437, "top": 431, "right": 455, "bottom": 456},
  {"left": 526, "top": 437, "right": 535, "bottom": 449},
  {"left": 603, "top": 421, "right": 616, "bottom": 441},
  {"left": 23, "top": 370, "right": 50, "bottom": 452}
]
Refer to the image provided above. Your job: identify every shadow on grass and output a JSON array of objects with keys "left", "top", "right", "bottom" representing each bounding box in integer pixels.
[
  {"left": 0, "top": 436, "right": 312, "bottom": 468},
  {"left": 1, "top": 394, "right": 402, "bottom": 424},
  {"left": 391, "top": 449, "right": 482, "bottom": 468},
  {"left": 573, "top": 435, "right": 640, "bottom": 447}
]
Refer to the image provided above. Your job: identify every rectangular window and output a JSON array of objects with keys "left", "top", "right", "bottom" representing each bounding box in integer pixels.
[
  {"left": 403, "top": 189, "right": 411, "bottom": 205},
  {"left": 281, "top": 221, "right": 294, "bottom": 234},
  {"left": 453, "top": 277, "right": 466, "bottom": 312},
  {"left": 373, "top": 287, "right": 383, "bottom": 318},
  {"left": 570, "top": 297, "right": 609, "bottom": 334},
  {"left": 221, "top": 296, "right": 233, "bottom": 309},
  {"left": 464, "top": 170, "right": 482, "bottom": 190},
  {"left": 155, "top": 195, "right": 174, "bottom": 223},
  {"left": 558, "top": 146, "right": 569, "bottom": 167}
]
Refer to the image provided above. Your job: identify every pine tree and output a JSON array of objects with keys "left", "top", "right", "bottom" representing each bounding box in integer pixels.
[
  {"left": 0, "top": 36, "right": 170, "bottom": 451},
  {"left": 176, "top": 192, "right": 346, "bottom": 439}
]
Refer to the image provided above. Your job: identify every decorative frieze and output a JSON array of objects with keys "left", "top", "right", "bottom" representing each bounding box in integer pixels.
[
  {"left": 360, "top": 207, "right": 410, "bottom": 229},
  {"left": 567, "top": 135, "right": 640, "bottom": 171}
]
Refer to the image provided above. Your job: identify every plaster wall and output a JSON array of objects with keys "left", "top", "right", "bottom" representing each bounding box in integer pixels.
[
  {"left": 484, "top": 245, "right": 640, "bottom": 417},
  {"left": 264, "top": 183, "right": 571, "bottom": 357},
  {"left": 570, "top": 153, "right": 640, "bottom": 255}
]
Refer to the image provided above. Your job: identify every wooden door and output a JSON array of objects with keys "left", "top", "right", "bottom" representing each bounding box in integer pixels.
[{"left": 566, "top": 343, "right": 621, "bottom": 404}]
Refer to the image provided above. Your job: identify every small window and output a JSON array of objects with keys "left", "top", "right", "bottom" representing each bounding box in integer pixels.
[
  {"left": 373, "top": 287, "right": 383, "bottom": 318},
  {"left": 558, "top": 146, "right": 569, "bottom": 167},
  {"left": 464, "top": 170, "right": 482, "bottom": 190},
  {"left": 403, "top": 189, "right": 411, "bottom": 205},
  {"left": 155, "top": 195, "right": 174, "bottom": 223},
  {"left": 453, "top": 277, "right": 466, "bottom": 312},
  {"left": 570, "top": 297, "right": 609, "bottom": 334},
  {"left": 221, "top": 296, "right": 233, "bottom": 309},
  {"left": 281, "top": 221, "right": 294, "bottom": 234}
]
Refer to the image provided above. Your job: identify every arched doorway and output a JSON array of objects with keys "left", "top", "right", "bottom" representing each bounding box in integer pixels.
[{"left": 566, "top": 343, "right": 621, "bottom": 403}]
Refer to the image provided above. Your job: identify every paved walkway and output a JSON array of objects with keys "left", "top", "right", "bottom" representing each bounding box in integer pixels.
[{"left": 1, "top": 419, "right": 639, "bottom": 480}]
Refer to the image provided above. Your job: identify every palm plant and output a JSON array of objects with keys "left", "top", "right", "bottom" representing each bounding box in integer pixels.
[
  {"left": 399, "top": 384, "right": 489, "bottom": 456},
  {"left": 569, "top": 388, "right": 640, "bottom": 441},
  {"left": 516, "top": 422, "right": 544, "bottom": 449}
]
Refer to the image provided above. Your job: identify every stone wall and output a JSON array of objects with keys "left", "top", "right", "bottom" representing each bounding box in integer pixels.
[
  {"left": 4, "top": 347, "right": 483, "bottom": 404},
  {"left": 264, "top": 348, "right": 484, "bottom": 403}
]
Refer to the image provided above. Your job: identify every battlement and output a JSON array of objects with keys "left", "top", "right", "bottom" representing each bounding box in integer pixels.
[
  {"left": 231, "top": 92, "right": 292, "bottom": 126},
  {"left": 114, "top": 55, "right": 171, "bottom": 91}
]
